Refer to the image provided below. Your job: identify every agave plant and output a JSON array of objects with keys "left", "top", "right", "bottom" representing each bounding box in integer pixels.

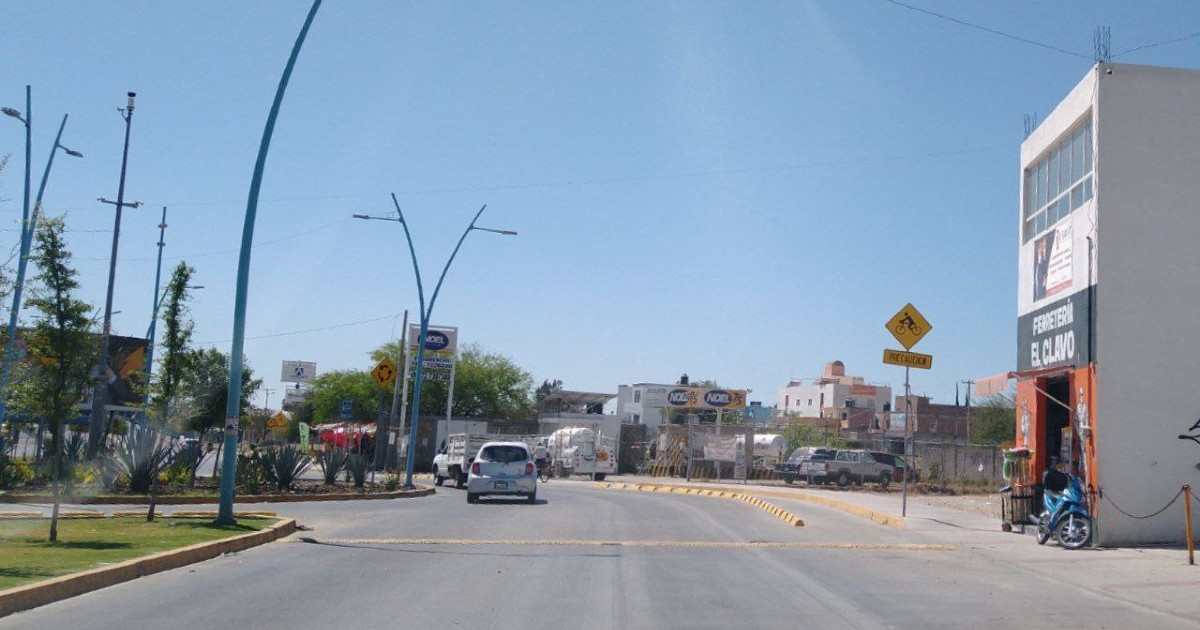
[
  {"left": 110, "top": 426, "right": 177, "bottom": 494},
  {"left": 261, "top": 445, "right": 312, "bottom": 492},
  {"left": 346, "top": 453, "right": 368, "bottom": 488},
  {"left": 319, "top": 448, "right": 348, "bottom": 485}
]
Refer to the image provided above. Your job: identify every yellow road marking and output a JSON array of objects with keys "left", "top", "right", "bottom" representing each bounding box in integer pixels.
[
  {"left": 282, "top": 537, "right": 954, "bottom": 551},
  {"left": 595, "top": 482, "right": 805, "bottom": 527}
]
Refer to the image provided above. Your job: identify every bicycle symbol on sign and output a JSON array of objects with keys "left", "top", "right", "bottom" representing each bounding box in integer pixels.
[{"left": 893, "top": 312, "right": 923, "bottom": 336}]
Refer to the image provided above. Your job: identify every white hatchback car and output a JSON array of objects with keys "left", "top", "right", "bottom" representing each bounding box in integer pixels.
[{"left": 466, "top": 441, "right": 537, "bottom": 504}]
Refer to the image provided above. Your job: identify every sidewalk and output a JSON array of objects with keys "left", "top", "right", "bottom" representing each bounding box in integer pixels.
[{"left": 611, "top": 474, "right": 1200, "bottom": 624}]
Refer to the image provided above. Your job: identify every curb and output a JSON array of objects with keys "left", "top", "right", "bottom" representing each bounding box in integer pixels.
[
  {"left": 0, "top": 517, "right": 296, "bottom": 618},
  {"left": 608, "top": 479, "right": 905, "bottom": 529},
  {"left": 0, "top": 485, "right": 435, "bottom": 505},
  {"left": 737, "top": 487, "right": 905, "bottom": 528},
  {"left": 594, "top": 482, "right": 804, "bottom": 527}
]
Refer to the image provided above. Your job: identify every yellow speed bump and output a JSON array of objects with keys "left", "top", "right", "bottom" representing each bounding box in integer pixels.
[{"left": 594, "top": 482, "right": 804, "bottom": 527}]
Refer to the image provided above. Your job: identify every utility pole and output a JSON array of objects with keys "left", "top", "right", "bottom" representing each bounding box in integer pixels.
[
  {"left": 88, "top": 92, "right": 140, "bottom": 457},
  {"left": 263, "top": 387, "right": 276, "bottom": 412},
  {"left": 962, "top": 379, "right": 975, "bottom": 444}
]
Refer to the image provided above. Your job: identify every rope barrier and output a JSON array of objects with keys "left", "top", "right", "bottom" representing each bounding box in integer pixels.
[{"left": 1100, "top": 486, "right": 1183, "bottom": 520}]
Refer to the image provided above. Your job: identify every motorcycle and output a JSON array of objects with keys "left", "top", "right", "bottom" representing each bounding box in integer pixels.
[{"left": 1035, "top": 475, "right": 1092, "bottom": 549}]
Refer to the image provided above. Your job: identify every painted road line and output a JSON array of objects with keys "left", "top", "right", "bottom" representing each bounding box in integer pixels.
[
  {"left": 594, "top": 482, "right": 804, "bottom": 527},
  {"left": 282, "top": 537, "right": 955, "bottom": 551}
]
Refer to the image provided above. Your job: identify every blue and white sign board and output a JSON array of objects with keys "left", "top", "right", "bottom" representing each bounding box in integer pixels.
[
  {"left": 339, "top": 399, "right": 353, "bottom": 420},
  {"left": 281, "top": 360, "right": 317, "bottom": 384},
  {"left": 407, "top": 324, "right": 458, "bottom": 355}
]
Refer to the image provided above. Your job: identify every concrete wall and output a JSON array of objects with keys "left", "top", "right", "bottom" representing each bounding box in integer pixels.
[{"left": 1092, "top": 63, "right": 1200, "bottom": 544}]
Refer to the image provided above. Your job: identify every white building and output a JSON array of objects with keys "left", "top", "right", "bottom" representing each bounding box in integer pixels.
[
  {"left": 776, "top": 361, "right": 892, "bottom": 432},
  {"left": 1007, "top": 63, "right": 1200, "bottom": 545}
]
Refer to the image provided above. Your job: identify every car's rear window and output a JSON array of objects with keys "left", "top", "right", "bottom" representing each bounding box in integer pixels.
[{"left": 480, "top": 445, "right": 528, "bottom": 463}]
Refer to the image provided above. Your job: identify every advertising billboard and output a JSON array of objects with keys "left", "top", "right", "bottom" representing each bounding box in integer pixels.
[{"left": 663, "top": 387, "right": 747, "bottom": 410}]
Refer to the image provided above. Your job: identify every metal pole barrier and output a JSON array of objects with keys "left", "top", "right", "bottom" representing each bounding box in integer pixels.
[{"left": 1185, "top": 484, "right": 1194, "bottom": 566}]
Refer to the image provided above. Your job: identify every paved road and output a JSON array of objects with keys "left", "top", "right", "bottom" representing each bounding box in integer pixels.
[{"left": 5, "top": 481, "right": 1196, "bottom": 629}]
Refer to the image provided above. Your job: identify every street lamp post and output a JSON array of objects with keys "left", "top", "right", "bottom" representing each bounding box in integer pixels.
[
  {"left": 353, "top": 193, "right": 516, "bottom": 488},
  {"left": 89, "top": 92, "right": 142, "bottom": 457},
  {"left": 0, "top": 102, "right": 82, "bottom": 451},
  {"left": 217, "top": 0, "right": 322, "bottom": 526}
]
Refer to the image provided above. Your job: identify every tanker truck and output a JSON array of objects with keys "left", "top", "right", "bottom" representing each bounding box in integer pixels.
[{"left": 544, "top": 427, "right": 617, "bottom": 481}]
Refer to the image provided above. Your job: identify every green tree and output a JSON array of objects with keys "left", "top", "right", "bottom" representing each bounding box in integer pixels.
[
  {"left": 310, "top": 370, "right": 378, "bottom": 423},
  {"left": 535, "top": 379, "right": 563, "bottom": 402},
  {"left": 176, "top": 348, "right": 261, "bottom": 484},
  {"left": 150, "top": 262, "right": 195, "bottom": 426},
  {"left": 781, "top": 419, "right": 848, "bottom": 453},
  {"left": 15, "top": 217, "right": 95, "bottom": 541},
  {"left": 368, "top": 342, "right": 535, "bottom": 420},
  {"left": 970, "top": 396, "right": 1016, "bottom": 446}
]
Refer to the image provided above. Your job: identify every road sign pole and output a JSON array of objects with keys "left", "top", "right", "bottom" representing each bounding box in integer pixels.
[
  {"left": 385, "top": 310, "right": 407, "bottom": 471},
  {"left": 902, "top": 366, "right": 911, "bottom": 517}
]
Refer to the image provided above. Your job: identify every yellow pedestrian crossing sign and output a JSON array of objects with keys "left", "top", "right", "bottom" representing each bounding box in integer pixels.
[
  {"left": 372, "top": 358, "right": 397, "bottom": 390},
  {"left": 886, "top": 303, "right": 932, "bottom": 350},
  {"left": 268, "top": 412, "right": 288, "bottom": 431}
]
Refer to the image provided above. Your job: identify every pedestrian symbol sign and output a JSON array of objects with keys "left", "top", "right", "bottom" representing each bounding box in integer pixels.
[
  {"left": 371, "top": 358, "right": 397, "bottom": 390},
  {"left": 268, "top": 411, "right": 288, "bottom": 431},
  {"left": 886, "top": 303, "right": 932, "bottom": 350}
]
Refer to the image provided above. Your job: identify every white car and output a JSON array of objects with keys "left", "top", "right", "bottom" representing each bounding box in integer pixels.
[{"left": 466, "top": 441, "right": 537, "bottom": 504}]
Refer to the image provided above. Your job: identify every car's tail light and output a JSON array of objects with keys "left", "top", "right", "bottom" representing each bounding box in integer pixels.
[
  {"left": 525, "top": 462, "right": 534, "bottom": 475},
  {"left": 471, "top": 462, "right": 480, "bottom": 475}
]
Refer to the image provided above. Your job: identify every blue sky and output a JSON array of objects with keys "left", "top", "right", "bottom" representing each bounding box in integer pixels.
[{"left": 2, "top": 1, "right": 1198, "bottom": 410}]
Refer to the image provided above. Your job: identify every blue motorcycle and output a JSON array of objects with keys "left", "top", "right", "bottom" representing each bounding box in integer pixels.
[{"left": 1036, "top": 476, "right": 1092, "bottom": 549}]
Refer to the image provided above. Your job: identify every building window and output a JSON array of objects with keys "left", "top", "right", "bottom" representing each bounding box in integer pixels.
[
  {"left": 634, "top": 390, "right": 641, "bottom": 403},
  {"left": 807, "top": 399, "right": 812, "bottom": 406},
  {"left": 633, "top": 414, "right": 641, "bottom": 424},
  {"left": 1024, "top": 116, "right": 1093, "bottom": 243}
]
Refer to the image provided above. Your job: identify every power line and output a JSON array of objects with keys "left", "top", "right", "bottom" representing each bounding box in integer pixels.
[
  {"left": 198, "top": 312, "right": 403, "bottom": 346},
  {"left": 876, "top": 0, "right": 1092, "bottom": 60},
  {"left": 1114, "top": 32, "right": 1200, "bottom": 57},
  {"left": 47, "top": 145, "right": 1008, "bottom": 214},
  {"left": 76, "top": 217, "right": 349, "bottom": 263}
]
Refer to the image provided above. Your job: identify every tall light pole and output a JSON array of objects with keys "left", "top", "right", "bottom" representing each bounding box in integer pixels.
[
  {"left": 89, "top": 92, "right": 141, "bottom": 457},
  {"left": 217, "top": 0, "right": 323, "bottom": 526},
  {"left": 0, "top": 88, "right": 31, "bottom": 455},
  {"left": 353, "top": 193, "right": 517, "bottom": 488},
  {"left": 0, "top": 104, "right": 81, "bottom": 450}
]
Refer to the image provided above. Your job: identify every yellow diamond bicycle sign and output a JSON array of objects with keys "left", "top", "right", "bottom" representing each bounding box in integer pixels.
[{"left": 886, "top": 302, "right": 932, "bottom": 350}]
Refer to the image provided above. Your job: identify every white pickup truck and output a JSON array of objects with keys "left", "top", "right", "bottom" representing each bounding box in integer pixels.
[
  {"left": 432, "top": 433, "right": 488, "bottom": 488},
  {"left": 433, "top": 432, "right": 541, "bottom": 488}
]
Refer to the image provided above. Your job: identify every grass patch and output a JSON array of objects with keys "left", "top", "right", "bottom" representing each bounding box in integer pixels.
[{"left": 0, "top": 517, "right": 272, "bottom": 590}]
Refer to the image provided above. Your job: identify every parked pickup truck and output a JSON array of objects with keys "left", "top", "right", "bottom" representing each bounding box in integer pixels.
[
  {"left": 776, "top": 447, "right": 836, "bottom": 484},
  {"left": 803, "top": 449, "right": 895, "bottom": 488}
]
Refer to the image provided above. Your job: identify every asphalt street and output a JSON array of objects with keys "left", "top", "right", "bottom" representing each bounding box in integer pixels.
[{"left": 4, "top": 481, "right": 1196, "bottom": 629}]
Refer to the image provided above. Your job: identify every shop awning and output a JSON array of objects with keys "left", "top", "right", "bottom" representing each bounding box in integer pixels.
[{"left": 974, "top": 365, "right": 1076, "bottom": 397}]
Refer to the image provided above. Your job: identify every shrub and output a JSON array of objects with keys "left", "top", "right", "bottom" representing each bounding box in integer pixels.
[
  {"left": 384, "top": 472, "right": 400, "bottom": 491},
  {"left": 319, "top": 448, "right": 348, "bottom": 485},
  {"left": 236, "top": 450, "right": 265, "bottom": 494},
  {"left": 163, "top": 444, "right": 201, "bottom": 486},
  {"left": 261, "top": 445, "right": 312, "bottom": 492},
  {"left": 110, "top": 426, "right": 178, "bottom": 494},
  {"left": 346, "top": 453, "right": 368, "bottom": 488},
  {"left": 0, "top": 456, "right": 34, "bottom": 488}
]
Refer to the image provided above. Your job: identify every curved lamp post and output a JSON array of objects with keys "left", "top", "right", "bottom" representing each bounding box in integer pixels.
[
  {"left": 0, "top": 108, "right": 82, "bottom": 446},
  {"left": 217, "top": 0, "right": 323, "bottom": 525},
  {"left": 354, "top": 193, "right": 516, "bottom": 487}
]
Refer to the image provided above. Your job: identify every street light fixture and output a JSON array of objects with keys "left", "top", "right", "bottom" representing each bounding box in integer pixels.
[
  {"left": 353, "top": 194, "right": 517, "bottom": 488},
  {"left": 0, "top": 103, "right": 82, "bottom": 449},
  {"left": 89, "top": 92, "right": 140, "bottom": 457}
]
